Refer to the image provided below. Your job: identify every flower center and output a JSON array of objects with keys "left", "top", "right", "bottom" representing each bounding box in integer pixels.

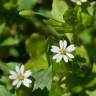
[
  {"left": 60, "top": 49, "right": 66, "bottom": 55},
  {"left": 17, "top": 73, "right": 24, "bottom": 80}
]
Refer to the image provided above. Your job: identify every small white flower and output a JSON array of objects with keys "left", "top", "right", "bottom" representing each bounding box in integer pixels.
[
  {"left": 71, "top": 0, "right": 87, "bottom": 5},
  {"left": 9, "top": 65, "right": 32, "bottom": 88},
  {"left": 51, "top": 40, "right": 76, "bottom": 63}
]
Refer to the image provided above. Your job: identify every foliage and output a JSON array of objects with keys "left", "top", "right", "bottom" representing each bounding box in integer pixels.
[{"left": 0, "top": 0, "right": 96, "bottom": 96}]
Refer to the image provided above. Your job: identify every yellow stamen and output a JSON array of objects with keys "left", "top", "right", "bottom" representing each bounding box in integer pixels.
[
  {"left": 60, "top": 49, "right": 66, "bottom": 55},
  {"left": 17, "top": 73, "right": 24, "bottom": 80}
]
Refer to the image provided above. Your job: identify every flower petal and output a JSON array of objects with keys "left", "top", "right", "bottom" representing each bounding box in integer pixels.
[
  {"left": 81, "top": 0, "right": 87, "bottom": 3},
  {"left": 23, "top": 82, "right": 30, "bottom": 87},
  {"left": 24, "top": 78, "right": 32, "bottom": 84},
  {"left": 9, "top": 75, "right": 16, "bottom": 80},
  {"left": 52, "top": 54, "right": 60, "bottom": 60},
  {"left": 66, "top": 44, "right": 76, "bottom": 52},
  {"left": 10, "top": 71, "right": 16, "bottom": 75},
  {"left": 63, "top": 40, "right": 67, "bottom": 49},
  {"left": 76, "top": 1, "right": 81, "bottom": 5},
  {"left": 56, "top": 55, "right": 62, "bottom": 63},
  {"left": 66, "top": 53, "right": 74, "bottom": 58},
  {"left": 24, "top": 70, "right": 32, "bottom": 78},
  {"left": 16, "top": 66, "right": 20, "bottom": 73},
  {"left": 63, "top": 55, "right": 68, "bottom": 63},
  {"left": 71, "top": 0, "right": 81, "bottom": 5},
  {"left": 23, "top": 79, "right": 32, "bottom": 87},
  {"left": 59, "top": 40, "right": 63, "bottom": 49},
  {"left": 16, "top": 81, "right": 22, "bottom": 88},
  {"left": 20, "top": 65, "right": 24, "bottom": 73},
  {"left": 51, "top": 46, "right": 60, "bottom": 53},
  {"left": 12, "top": 80, "right": 19, "bottom": 86}
]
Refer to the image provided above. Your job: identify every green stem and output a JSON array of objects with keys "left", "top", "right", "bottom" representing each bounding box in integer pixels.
[{"left": 73, "top": 6, "right": 82, "bottom": 44}]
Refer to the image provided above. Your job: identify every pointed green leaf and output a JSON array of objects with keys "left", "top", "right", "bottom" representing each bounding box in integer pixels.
[
  {"left": 0, "top": 85, "right": 12, "bottom": 96},
  {"left": 33, "top": 66, "right": 52, "bottom": 90},
  {"left": 51, "top": 0, "right": 68, "bottom": 22}
]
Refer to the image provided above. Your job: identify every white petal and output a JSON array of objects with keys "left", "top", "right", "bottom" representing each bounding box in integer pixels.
[
  {"left": 63, "top": 40, "right": 67, "bottom": 49},
  {"left": 66, "top": 53, "right": 74, "bottom": 58},
  {"left": 81, "top": 0, "right": 87, "bottom": 2},
  {"left": 66, "top": 44, "right": 76, "bottom": 52},
  {"left": 10, "top": 71, "right": 16, "bottom": 75},
  {"left": 76, "top": 1, "right": 81, "bottom": 5},
  {"left": 24, "top": 78, "right": 32, "bottom": 83},
  {"left": 63, "top": 55, "right": 68, "bottom": 63},
  {"left": 23, "top": 79, "right": 31, "bottom": 87},
  {"left": 59, "top": 40, "right": 63, "bottom": 49},
  {"left": 23, "top": 82, "right": 30, "bottom": 87},
  {"left": 16, "top": 66, "right": 20, "bottom": 73},
  {"left": 51, "top": 46, "right": 60, "bottom": 53},
  {"left": 12, "top": 80, "right": 19, "bottom": 86},
  {"left": 56, "top": 55, "right": 62, "bottom": 63},
  {"left": 71, "top": 0, "right": 75, "bottom": 3},
  {"left": 9, "top": 75, "right": 16, "bottom": 80},
  {"left": 16, "top": 81, "right": 22, "bottom": 88},
  {"left": 24, "top": 70, "right": 32, "bottom": 78},
  {"left": 20, "top": 65, "right": 24, "bottom": 73},
  {"left": 52, "top": 54, "right": 60, "bottom": 60}
]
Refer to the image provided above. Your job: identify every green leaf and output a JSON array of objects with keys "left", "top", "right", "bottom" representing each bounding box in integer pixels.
[
  {"left": 0, "top": 76, "right": 12, "bottom": 90},
  {"left": 44, "top": 19, "right": 73, "bottom": 33},
  {"left": 0, "top": 38, "right": 19, "bottom": 46},
  {"left": 26, "top": 33, "right": 47, "bottom": 58},
  {"left": 0, "top": 61, "right": 10, "bottom": 74},
  {"left": 0, "top": 85, "right": 12, "bottom": 96},
  {"left": 6, "top": 62, "right": 20, "bottom": 70},
  {"left": 33, "top": 66, "right": 52, "bottom": 90},
  {"left": 0, "top": 23, "right": 6, "bottom": 34},
  {"left": 87, "top": 2, "right": 94, "bottom": 16},
  {"left": 92, "top": 63, "right": 96, "bottom": 73},
  {"left": 25, "top": 54, "right": 48, "bottom": 72},
  {"left": 86, "top": 90, "right": 96, "bottom": 96},
  {"left": 51, "top": 0, "right": 68, "bottom": 22},
  {"left": 25, "top": 33, "right": 48, "bottom": 71},
  {"left": 81, "top": 13, "right": 91, "bottom": 27},
  {"left": 63, "top": 8, "right": 78, "bottom": 26},
  {"left": 19, "top": 10, "right": 33, "bottom": 16},
  {"left": 0, "top": 61, "right": 20, "bottom": 74},
  {"left": 86, "top": 77, "right": 96, "bottom": 88},
  {"left": 79, "top": 28, "right": 92, "bottom": 44},
  {"left": 3, "top": 2, "right": 14, "bottom": 10},
  {"left": 49, "top": 83, "right": 63, "bottom": 96},
  {"left": 75, "top": 46, "right": 90, "bottom": 67},
  {"left": 49, "top": 82, "right": 71, "bottom": 96},
  {"left": 17, "top": 0, "right": 38, "bottom": 10}
]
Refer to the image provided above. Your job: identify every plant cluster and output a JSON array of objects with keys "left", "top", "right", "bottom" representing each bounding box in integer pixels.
[{"left": 0, "top": 0, "right": 96, "bottom": 96}]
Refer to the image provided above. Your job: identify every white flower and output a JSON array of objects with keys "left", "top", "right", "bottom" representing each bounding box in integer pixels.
[
  {"left": 9, "top": 65, "right": 32, "bottom": 88},
  {"left": 51, "top": 40, "right": 76, "bottom": 63},
  {"left": 71, "top": 0, "right": 87, "bottom": 5}
]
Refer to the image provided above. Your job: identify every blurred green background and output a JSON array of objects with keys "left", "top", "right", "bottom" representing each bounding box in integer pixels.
[{"left": 0, "top": 0, "right": 96, "bottom": 96}]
